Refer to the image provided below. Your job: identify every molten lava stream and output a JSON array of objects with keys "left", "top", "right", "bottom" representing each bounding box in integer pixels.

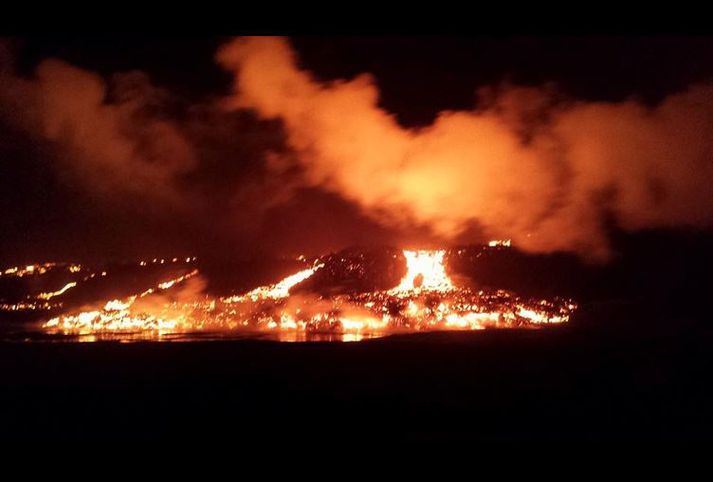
[{"left": 41, "top": 249, "right": 577, "bottom": 342}]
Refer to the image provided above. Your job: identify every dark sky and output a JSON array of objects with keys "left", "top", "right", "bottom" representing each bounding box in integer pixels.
[
  {"left": 2, "top": 36, "right": 713, "bottom": 264},
  {"left": 14, "top": 36, "right": 713, "bottom": 120}
]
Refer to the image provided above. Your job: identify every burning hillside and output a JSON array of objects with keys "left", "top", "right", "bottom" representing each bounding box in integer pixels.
[{"left": 9, "top": 242, "right": 578, "bottom": 342}]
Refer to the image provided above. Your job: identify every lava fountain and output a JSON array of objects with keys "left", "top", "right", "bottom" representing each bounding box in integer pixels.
[{"left": 390, "top": 250, "right": 454, "bottom": 294}]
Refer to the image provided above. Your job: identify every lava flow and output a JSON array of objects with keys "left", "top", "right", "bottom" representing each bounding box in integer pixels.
[{"left": 38, "top": 245, "right": 577, "bottom": 342}]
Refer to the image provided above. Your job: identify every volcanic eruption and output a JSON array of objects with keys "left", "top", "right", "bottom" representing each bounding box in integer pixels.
[
  {"left": 4, "top": 33, "right": 713, "bottom": 445},
  {"left": 35, "top": 243, "right": 576, "bottom": 342},
  {"left": 6, "top": 35, "right": 712, "bottom": 342}
]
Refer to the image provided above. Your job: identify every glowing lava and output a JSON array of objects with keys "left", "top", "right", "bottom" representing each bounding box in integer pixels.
[
  {"left": 223, "top": 263, "right": 325, "bottom": 303},
  {"left": 39, "top": 246, "right": 577, "bottom": 342},
  {"left": 37, "top": 282, "right": 77, "bottom": 300},
  {"left": 390, "top": 250, "right": 454, "bottom": 295}
]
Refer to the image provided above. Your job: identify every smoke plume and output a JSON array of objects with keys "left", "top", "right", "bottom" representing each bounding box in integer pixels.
[
  {"left": 0, "top": 44, "right": 298, "bottom": 260},
  {"left": 217, "top": 36, "right": 713, "bottom": 259},
  {"left": 0, "top": 57, "right": 196, "bottom": 205},
  {"left": 2, "top": 37, "right": 713, "bottom": 261}
]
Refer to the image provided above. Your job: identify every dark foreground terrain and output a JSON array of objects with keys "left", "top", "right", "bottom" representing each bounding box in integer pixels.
[{"left": 2, "top": 317, "right": 712, "bottom": 442}]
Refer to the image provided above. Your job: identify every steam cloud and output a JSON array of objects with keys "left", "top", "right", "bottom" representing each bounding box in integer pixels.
[
  {"left": 217, "top": 36, "right": 713, "bottom": 259},
  {"left": 2, "top": 37, "right": 713, "bottom": 260},
  {"left": 0, "top": 43, "right": 295, "bottom": 259},
  {"left": 0, "top": 57, "right": 195, "bottom": 205}
]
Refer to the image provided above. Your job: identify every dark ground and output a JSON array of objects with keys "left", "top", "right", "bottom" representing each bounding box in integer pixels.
[{"left": 2, "top": 317, "right": 712, "bottom": 442}]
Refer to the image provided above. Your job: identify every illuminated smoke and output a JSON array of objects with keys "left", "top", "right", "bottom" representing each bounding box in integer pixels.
[
  {"left": 217, "top": 36, "right": 713, "bottom": 259},
  {"left": 2, "top": 38, "right": 713, "bottom": 260},
  {"left": 0, "top": 45, "right": 295, "bottom": 259},
  {"left": 0, "top": 58, "right": 196, "bottom": 205}
]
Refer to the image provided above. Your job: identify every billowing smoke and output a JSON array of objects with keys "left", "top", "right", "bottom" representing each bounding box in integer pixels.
[
  {"left": 0, "top": 43, "right": 299, "bottom": 261},
  {"left": 217, "top": 36, "right": 713, "bottom": 259},
  {"left": 2, "top": 37, "right": 713, "bottom": 262},
  {"left": 0, "top": 57, "right": 195, "bottom": 205}
]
